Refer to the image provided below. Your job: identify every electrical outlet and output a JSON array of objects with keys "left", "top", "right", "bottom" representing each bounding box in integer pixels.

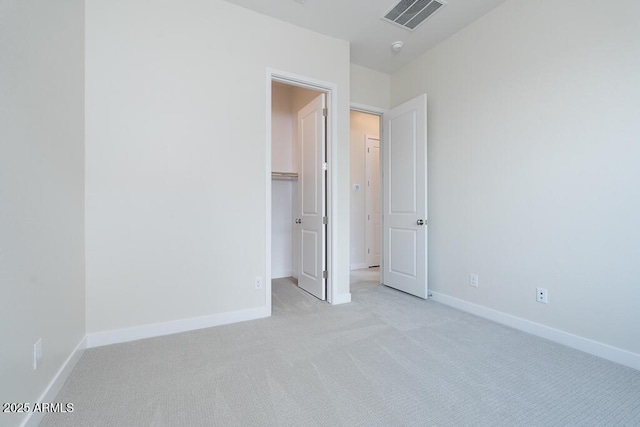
[
  {"left": 254, "top": 276, "right": 263, "bottom": 290},
  {"left": 33, "top": 339, "right": 42, "bottom": 370},
  {"left": 536, "top": 288, "right": 548, "bottom": 304},
  {"left": 469, "top": 273, "right": 479, "bottom": 288}
]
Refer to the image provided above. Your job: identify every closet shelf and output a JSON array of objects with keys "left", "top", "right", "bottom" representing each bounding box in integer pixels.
[{"left": 272, "top": 171, "right": 298, "bottom": 180}]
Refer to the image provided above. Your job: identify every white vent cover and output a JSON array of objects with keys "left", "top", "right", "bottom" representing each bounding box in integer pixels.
[{"left": 382, "top": 0, "right": 447, "bottom": 31}]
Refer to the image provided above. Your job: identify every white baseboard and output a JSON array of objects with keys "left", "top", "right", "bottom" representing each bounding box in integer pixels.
[
  {"left": 272, "top": 270, "right": 293, "bottom": 279},
  {"left": 430, "top": 291, "right": 640, "bottom": 371},
  {"left": 22, "top": 335, "right": 87, "bottom": 427},
  {"left": 350, "top": 263, "right": 369, "bottom": 271},
  {"left": 332, "top": 292, "right": 352, "bottom": 305},
  {"left": 87, "top": 307, "right": 270, "bottom": 348}
]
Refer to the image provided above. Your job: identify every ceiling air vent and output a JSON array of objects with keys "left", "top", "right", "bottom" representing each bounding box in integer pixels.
[{"left": 382, "top": 0, "right": 447, "bottom": 31}]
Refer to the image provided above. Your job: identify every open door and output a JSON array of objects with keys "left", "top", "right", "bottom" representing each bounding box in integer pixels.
[
  {"left": 366, "top": 136, "right": 381, "bottom": 267},
  {"left": 297, "top": 94, "right": 327, "bottom": 300},
  {"left": 382, "top": 94, "right": 428, "bottom": 298}
]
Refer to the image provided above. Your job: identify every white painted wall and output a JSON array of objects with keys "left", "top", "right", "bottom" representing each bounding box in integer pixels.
[
  {"left": 350, "top": 111, "right": 380, "bottom": 269},
  {"left": 85, "top": 0, "right": 351, "bottom": 334},
  {"left": 0, "top": 0, "right": 85, "bottom": 424},
  {"left": 350, "top": 63, "right": 390, "bottom": 110},
  {"left": 391, "top": 0, "right": 640, "bottom": 355}
]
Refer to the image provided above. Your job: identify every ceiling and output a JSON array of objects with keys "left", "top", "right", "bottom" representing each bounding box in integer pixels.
[{"left": 222, "top": 0, "right": 507, "bottom": 74}]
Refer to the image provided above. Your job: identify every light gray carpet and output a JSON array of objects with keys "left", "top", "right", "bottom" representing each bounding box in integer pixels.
[{"left": 42, "top": 269, "right": 640, "bottom": 426}]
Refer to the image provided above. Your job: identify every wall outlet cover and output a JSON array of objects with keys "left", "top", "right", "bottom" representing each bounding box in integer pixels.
[
  {"left": 469, "top": 273, "right": 479, "bottom": 288},
  {"left": 536, "top": 287, "right": 548, "bottom": 304}
]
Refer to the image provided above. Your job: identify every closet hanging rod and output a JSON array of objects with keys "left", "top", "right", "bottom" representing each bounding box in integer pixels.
[{"left": 271, "top": 172, "right": 298, "bottom": 179}]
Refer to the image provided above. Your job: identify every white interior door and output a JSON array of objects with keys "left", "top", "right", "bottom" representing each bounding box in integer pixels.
[
  {"left": 297, "top": 94, "right": 326, "bottom": 300},
  {"left": 366, "top": 136, "right": 381, "bottom": 267},
  {"left": 382, "top": 94, "right": 428, "bottom": 298}
]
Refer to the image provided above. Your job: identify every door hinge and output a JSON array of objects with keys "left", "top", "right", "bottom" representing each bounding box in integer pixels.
[
  {"left": 367, "top": 248, "right": 370, "bottom": 254},
  {"left": 323, "top": 270, "right": 328, "bottom": 279},
  {"left": 323, "top": 216, "right": 328, "bottom": 225},
  {"left": 322, "top": 162, "right": 327, "bottom": 171},
  {"left": 322, "top": 108, "right": 328, "bottom": 117}
]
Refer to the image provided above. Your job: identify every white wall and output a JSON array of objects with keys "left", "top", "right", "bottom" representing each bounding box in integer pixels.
[
  {"left": 350, "top": 111, "right": 380, "bottom": 269},
  {"left": 0, "top": 0, "right": 85, "bottom": 424},
  {"left": 392, "top": 0, "right": 640, "bottom": 355},
  {"left": 350, "top": 63, "right": 390, "bottom": 110},
  {"left": 85, "top": 0, "right": 351, "bottom": 335}
]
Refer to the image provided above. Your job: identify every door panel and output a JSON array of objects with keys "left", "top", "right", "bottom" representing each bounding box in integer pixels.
[
  {"left": 301, "top": 230, "right": 319, "bottom": 278},
  {"left": 389, "top": 228, "right": 417, "bottom": 278},
  {"left": 389, "top": 111, "right": 417, "bottom": 214},
  {"left": 297, "top": 94, "right": 326, "bottom": 300},
  {"left": 301, "top": 118, "right": 319, "bottom": 215},
  {"left": 382, "top": 94, "right": 428, "bottom": 298}
]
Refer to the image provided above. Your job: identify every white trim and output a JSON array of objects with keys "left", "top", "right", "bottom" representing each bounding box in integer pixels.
[
  {"left": 350, "top": 102, "right": 386, "bottom": 115},
  {"left": 265, "top": 73, "right": 273, "bottom": 315},
  {"left": 430, "top": 291, "right": 640, "bottom": 371},
  {"left": 87, "top": 307, "right": 270, "bottom": 348},
  {"left": 328, "top": 85, "right": 339, "bottom": 305},
  {"left": 22, "top": 336, "right": 87, "bottom": 427},
  {"left": 350, "top": 263, "right": 370, "bottom": 270},
  {"left": 266, "top": 68, "right": 339, "bottom": 305},
  {"left": 332, "top": 292, "right": 352, "bottom": 305},
  {"left": 272, "top": 270, "right": 294, "bottom": 279}
]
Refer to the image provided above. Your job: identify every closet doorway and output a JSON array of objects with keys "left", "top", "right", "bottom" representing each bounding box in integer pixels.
[{"left": 267, "top": 71, "right": 336, "bottom": 307}]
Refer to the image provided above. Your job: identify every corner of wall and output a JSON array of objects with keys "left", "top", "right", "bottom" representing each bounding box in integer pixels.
[{"left": 21, "top": 336, "right": 88, "bottom": 427}]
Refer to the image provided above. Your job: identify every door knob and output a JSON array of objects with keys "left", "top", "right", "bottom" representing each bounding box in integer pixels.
[{"left": 417, "top": 219, "right": 425, "bottom": 226}]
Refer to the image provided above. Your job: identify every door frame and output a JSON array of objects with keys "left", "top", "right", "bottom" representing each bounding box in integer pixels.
[
  {"left": 266, "top": 69, "right": 338, "bottom": 311},
  {"left": 350, "top": 103, "right": 385, "bottom": 278}
]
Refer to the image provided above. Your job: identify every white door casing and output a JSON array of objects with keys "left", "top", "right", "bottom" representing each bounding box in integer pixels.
[
  {"left": 297, "top": 94, "right": 326, "bottom": 300},
  {"left": 382, "top": 94, "right": 428, "bottom": 298},
  {"left": 366, "top": 136, "right": 381, "bottom": 267}
]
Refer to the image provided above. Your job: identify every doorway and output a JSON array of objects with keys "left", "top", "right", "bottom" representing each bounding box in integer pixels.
[
  {"left": 266, "top": 70, "right": 337, "bottom": 311},
  {"left": 350, "top": 110, "right": 382, "bottom": 271},
  {"left": 350, "top": 95, "right": 428, "bottom": 300}
]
